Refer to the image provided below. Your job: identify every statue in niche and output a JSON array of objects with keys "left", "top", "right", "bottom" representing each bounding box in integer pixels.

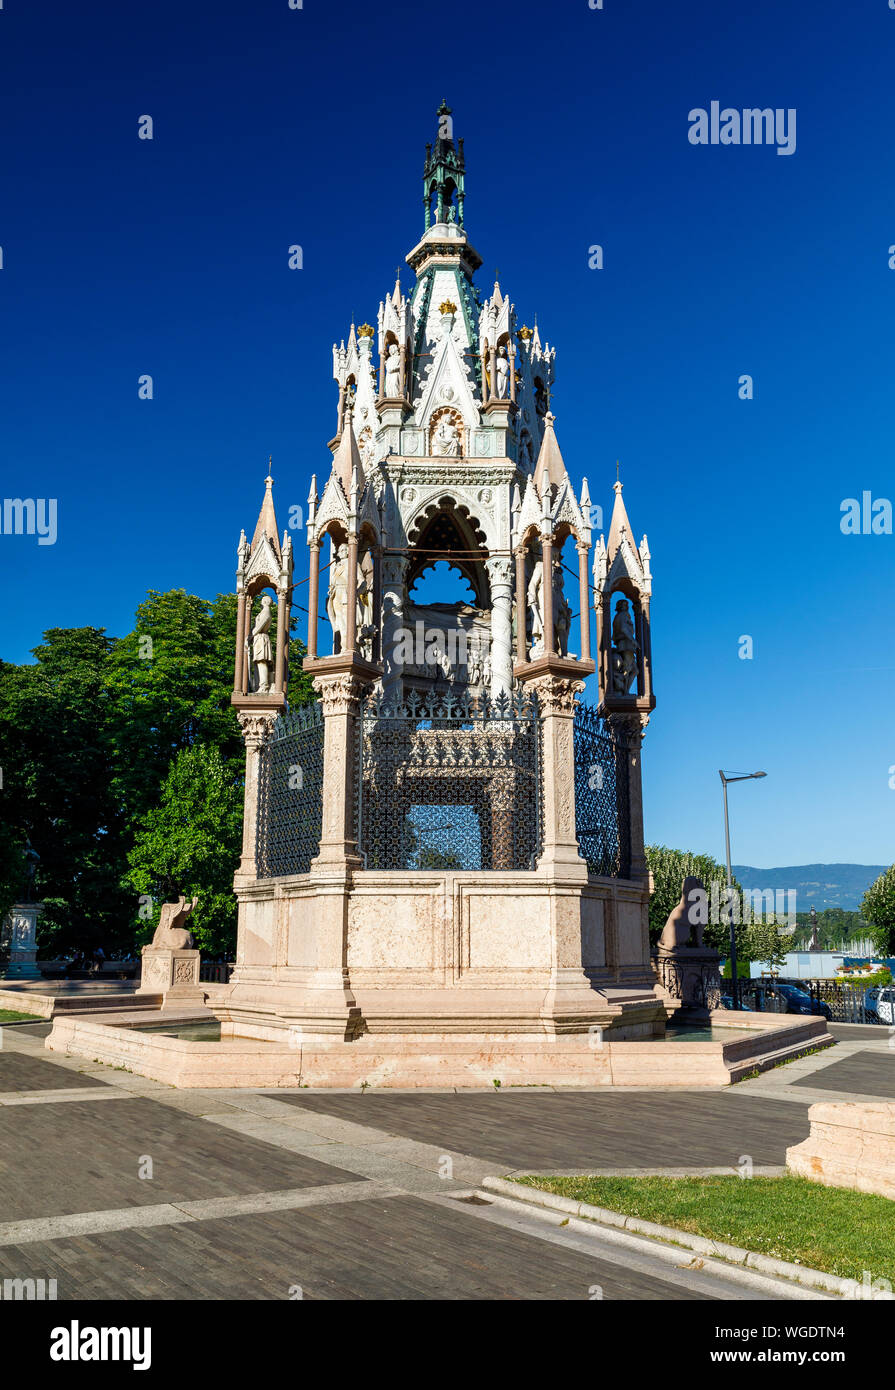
[
  {"left": 249, "top": 595, "right": 274, "bottom": 693},
  {"left": 526, "top": 558, "right": 545, "bottom": 655},
  {"left": 495, "top": 345, "right": 509, "bottom": 399},
  {"left": 552, "top": 563, "right": 572, "bottom": 658},
  {"left": 432, "top": 414, "right": 460, "bottom": 457},
  {"left": 610, "top": 598, "right": 638, "bottom": 695},
  {"left": 534, "top": 378, "right": 548, "bottom": 417},
  {"left": 327, "top": 544, "right": 371, "bottom": 655},
  {"left": 467, "top": 649, "right": 482, "bottom": 688},
  {"left": 384, "top": 343, "right": 401, "bottom": 399}
]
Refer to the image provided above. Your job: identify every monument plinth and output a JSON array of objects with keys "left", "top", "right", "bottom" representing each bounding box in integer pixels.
[{"left": 1, "top": 903, "right": 44, "bottom": 980}]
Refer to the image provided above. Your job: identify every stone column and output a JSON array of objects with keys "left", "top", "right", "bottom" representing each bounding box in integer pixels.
[
  {"left": 240, "top": 592, "right": 252, "bottom": 693},
  {"left": 274, "top": 584, "right": 288, "bottom": 694},
  {"left": 345, "top": 536, "right": 358, "bottom": 655},
  {"left": 608, "top": 712, "right": 648, "bottom": 883},
  {"left": 577, "top": 544, "right": 591, "bottom": 663},
  {"left": 307, "top": 539, "right": 320, "bottom": 660},
  {"left": 311, "top": 673, "right": 365, "bottom": 867},
  {"left": 541, "top": 535, "right": 554, "bottom": 656},
  {"left": 0, "top": 904, "right": 43, "bottom": 980},
  {"left": 233, "top": 584, "right": 246, "bottom": 693},
  {"left": 486, "top": 556, "right": 514, "bottom": 701},
  {"left": 381, "top": 554, "right": 408, "bottom": 702},
  {"left": 235, "top": 711, "right": 277, "bottom": 878},
  {"left": 514, "top": 547, "right": 527, "bottom": 663},
  {"left": 530, "top": 674, "right": 586, "bottom": 874}
]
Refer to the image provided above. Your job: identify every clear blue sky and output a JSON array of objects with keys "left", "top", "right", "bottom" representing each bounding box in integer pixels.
[{"left": 1, "top": 0, "right": 893, "bottom": 868}]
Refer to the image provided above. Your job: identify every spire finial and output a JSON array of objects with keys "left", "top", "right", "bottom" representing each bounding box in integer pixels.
[{"left": 266, "top": 455, "right": 273, "bottom": 484}]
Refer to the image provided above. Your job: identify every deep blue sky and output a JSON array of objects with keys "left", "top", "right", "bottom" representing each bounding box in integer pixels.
[{"left": 1, "top": 0, "right": 893, "bottom": 868}]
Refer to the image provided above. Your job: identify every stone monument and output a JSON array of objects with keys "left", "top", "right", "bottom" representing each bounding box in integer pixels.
[
  {"left": 213, "top": 105, "right": 668, "bottom": 1084},
  {"left": 137, "top": 896, "right": 204, "bottom": 1002},
  {"left": 653, "top": 876, "right": 722, "bottom": 1021},
  {"left": 1, "top": 841, "right": 43, "bottom": 981}
]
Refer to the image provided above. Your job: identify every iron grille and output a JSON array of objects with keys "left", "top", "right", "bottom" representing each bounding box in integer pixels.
[
  {"left": 256, "top": 701, "right": 324, "bottom": 877},
  {"left": 574, "top": 703, "right": 630, "bottom": 878},
  {"left": 356, "top": 689, "right": 542, "bottom": 871}
]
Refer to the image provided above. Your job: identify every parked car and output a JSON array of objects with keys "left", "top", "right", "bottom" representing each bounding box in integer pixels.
[
  {"left": 742, "top": 981, "right": 832, "bottom": 1019},
  {"left": 875, "top": 987, "right": 895, "bottom": 1026}
]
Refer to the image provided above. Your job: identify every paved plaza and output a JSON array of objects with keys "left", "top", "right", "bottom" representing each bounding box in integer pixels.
[{"left": 0, "top": 1022, "right": 891, "bottom": 1300}]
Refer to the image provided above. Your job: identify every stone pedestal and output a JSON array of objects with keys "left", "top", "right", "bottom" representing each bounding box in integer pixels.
[
  {"left": 0, "top": 904, "right": 43, "bottom": 980},
  {"left": 787, "top": 1102, "right": 895, "bottom": 1199},
  {"left": 653, "top": 944, "right": 722, "bottom": 1021},
  {"left": 138, "top": 946, "right": 204, "bottom": 1002}
]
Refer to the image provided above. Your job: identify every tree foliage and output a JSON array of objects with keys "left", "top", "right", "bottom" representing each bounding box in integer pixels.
[
  {"left": 124, "top": 744, "right": 243, "bottom": 955},
  {"left": 0, "top": 589, "right": 313, "bottom": 958},
  {"left": 862, "top": 865, "right": 895, "bottom": 956},
  {"left": 645, "top": 844, "right": 743, "bottom": 952}
]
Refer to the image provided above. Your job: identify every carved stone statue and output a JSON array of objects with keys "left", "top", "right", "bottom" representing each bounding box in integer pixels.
[
  {"left": 432, "top": 416, "right": 460, "bottom": 457},
  {"left": 526, "top": 558, "right": 545, "bottom": 656},
  {"left": 552, "top": 562, "right": 572, "bottom": 658},
  {"left": 327, "top": 544, "right": 350, "bottom": 652},
  {"left": 610, "top": 599, "right": 637, "bottom": 695},
  {"left": 249, "top": 595, "right": 274, "bottom": 693},
  {"left": 384, "top": 343, "right": 401, "bottom": 399},
  {"left": 654, "top": 876, "right": 721, "bottom": 1019},
  {"left": 151, "top": 896, "right": 198, "bottom": 950},
  {"left": 659, "top": 877, "right": 706, "bottom": 950},
  {"left": 495, "top": 345, "right": 509, "bottom": 399},
  {"left": 326, "top": 543, "right": 371, "bottom": 655}
]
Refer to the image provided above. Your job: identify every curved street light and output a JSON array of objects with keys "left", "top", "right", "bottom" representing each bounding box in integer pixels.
[{"left": 719, "top": 770, "right": 767, "bottom": 1010}]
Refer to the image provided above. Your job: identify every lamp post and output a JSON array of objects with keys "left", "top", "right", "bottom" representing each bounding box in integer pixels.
[{"left": 719, "top": 769, "right": 767, "bottom": 1010}]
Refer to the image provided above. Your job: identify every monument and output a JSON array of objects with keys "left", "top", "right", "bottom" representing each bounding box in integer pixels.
[
  {"left": 137, "top": 896, "right": 204, "bottom": 1003},
  {"left": 653, "top": 876, "right": 722, "bottom": 1021},
  {"left": 211, "top": 104, "right": 667, "bottom": 1084},
  {"left": 1, "top": 841, "right": 43, "bottom": 981}
]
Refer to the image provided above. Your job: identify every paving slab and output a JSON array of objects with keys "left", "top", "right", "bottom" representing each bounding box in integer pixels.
[
  {"left": 0, "top": 1194, "right": 717, "bottom": 1301},
  {"left": 266, "top": 1089, "right": 810, "bottom": 1170},
  {"left": 0, "top": 1096, "right": 365, "bottom": 1222},
  {"left": 791, "top": 1049, "right": 895, "bottom": 1099},
  {"left": 0, "top": 1051, "right": 110, "bottom": 1092}
]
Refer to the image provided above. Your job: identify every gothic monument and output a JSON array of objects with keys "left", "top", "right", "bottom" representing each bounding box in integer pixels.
[{"left": 221, "top": 105, "right": 664, "bottom": 1084}]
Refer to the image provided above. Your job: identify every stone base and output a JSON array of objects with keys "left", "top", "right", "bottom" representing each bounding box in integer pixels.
[
  {"left": 137, "top": 947, "right": 205, "bottom": 1004},
  {"left": 787, "top": 1102, "right": 895, "bottom": 1199},
  {"left": 45, "top": 1011, "right": 833, "bottom": 1089},
  {"left": 653, "top": 945, "right": 722, "bottom": 1023},
  {"left": 0, "top": 904, "right": 44, "bottom": 980}
]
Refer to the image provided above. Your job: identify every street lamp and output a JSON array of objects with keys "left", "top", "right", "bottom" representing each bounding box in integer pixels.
[{"left": 719, "top": 770, "right": 767, "bottom": 1010}]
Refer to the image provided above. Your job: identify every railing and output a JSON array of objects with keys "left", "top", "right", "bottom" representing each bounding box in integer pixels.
[
  {"left": 256, "top": 701, "right": 325, "bottom": 877},
  {"left": 199, "top": 962, "right": 232, "bottom": 984},
  {"left": 573, "top": 703, "right": 630, "bottom": 878},
  {"left": 807, "top": 979, "right": 891, "bottom": 1025},
  {"left": 356, "top": 689, "right": 542, "bottom": 871}
]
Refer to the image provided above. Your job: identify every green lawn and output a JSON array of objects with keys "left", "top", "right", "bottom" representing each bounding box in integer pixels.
[
  {"left": 510, "top": 1174, "right": 895, "bottom": 1284},
  {"left": 0, "top": 1008, "right": 42, "bottom": 1022}
]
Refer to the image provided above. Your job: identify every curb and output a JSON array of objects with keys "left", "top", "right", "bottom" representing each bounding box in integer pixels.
[{"left": 481, "top": 1176, "right": 892, "bottom": 1300}]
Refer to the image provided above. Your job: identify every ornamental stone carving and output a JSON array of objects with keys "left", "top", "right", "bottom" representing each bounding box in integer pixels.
[
  {"left": 529, "top": 674, "right": 585, "bottom": 715},
  {"left": 313, "top": 673, "right": 368, "bottom": 717}
]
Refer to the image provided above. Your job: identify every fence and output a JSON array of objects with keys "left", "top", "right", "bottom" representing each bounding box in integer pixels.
[
  {"left": 573, "top": 703, "right": 630, "bottom": 878},
  {"left": 255, "top": 701, "right": 325, "bottom": 878},
  {"left": 806, "top": 979, "right": 893, "bottom": 1026},
  {"left": 355, "top": 689, "right": 541, "bottom": 871},
  {"left": 199, "top": 962, "right": 232, "bottom": 984}
]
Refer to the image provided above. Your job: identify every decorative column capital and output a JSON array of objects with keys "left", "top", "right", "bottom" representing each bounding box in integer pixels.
[
  {"left": 312, "top": 672, "right": 368, "bottom": 717},
  {"left": 485, "top": 554, "right": 513, "bottom": 587},
  {"left": 529, "top": 673, "right": 585, "bottom": 715},
  {"left": 236, "top": 709, "right": 278, "bottom": 748}
]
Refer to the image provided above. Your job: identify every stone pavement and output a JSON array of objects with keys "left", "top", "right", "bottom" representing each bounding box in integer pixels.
[{"left": 0, "top": 1020, "right": 890, "bottom": 1301}]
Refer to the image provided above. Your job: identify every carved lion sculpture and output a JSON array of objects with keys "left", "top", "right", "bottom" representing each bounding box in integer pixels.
[
  {"left": 658, "top": 876, "right": 706, "bottom": 951},
  {"left": 150, "top": 896, "right": 198, "bottom": 950}
]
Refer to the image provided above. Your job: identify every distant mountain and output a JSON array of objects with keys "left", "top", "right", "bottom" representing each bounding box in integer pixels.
[{"left": 730, "top": 863, "right": 888, "bottom": 911}]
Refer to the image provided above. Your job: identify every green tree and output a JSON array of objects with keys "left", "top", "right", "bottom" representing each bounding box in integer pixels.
[
  {"left": 124, "top": 744, "right": 243, "bottom": 955},
  {"left": 862, "top": 865, "right": 895, "bottom": 956},
  {"left": 645, "top": 844, "right": 742, "bottom": 952},
  {"left": 0, "top": 629, "right": 131, "bottom": 955},
  {"left": 740, "top": 919, "right": 790, "bottom": 971}
]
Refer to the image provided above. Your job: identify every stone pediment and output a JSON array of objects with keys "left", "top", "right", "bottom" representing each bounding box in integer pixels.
[
  {"left": 416, "top": 330, "right": 479, "bottom": 435},
  {"left": 245, "top": 532, "right": 282, "bottom": 587}
]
